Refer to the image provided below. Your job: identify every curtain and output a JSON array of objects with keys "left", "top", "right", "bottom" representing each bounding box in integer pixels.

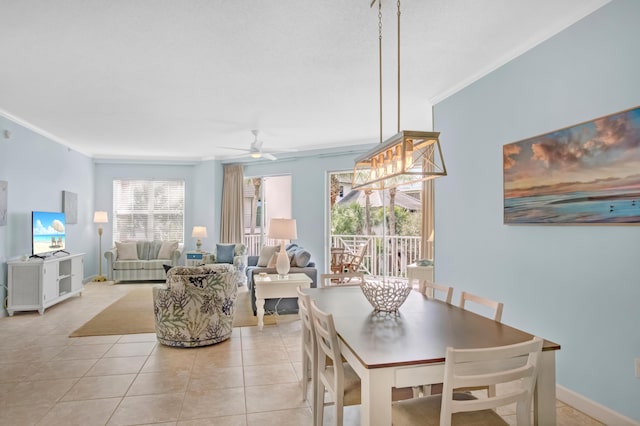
[
  {"left": 421, "top": 179, "right": 434, "bottom": 261},
  {"left": 220, "top": 164, "right": 245, "bottom": 243}
]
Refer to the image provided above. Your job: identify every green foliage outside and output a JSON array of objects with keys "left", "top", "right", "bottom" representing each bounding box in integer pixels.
[{"left": 332, "top": 202, "right": 420, "bottom": 236}]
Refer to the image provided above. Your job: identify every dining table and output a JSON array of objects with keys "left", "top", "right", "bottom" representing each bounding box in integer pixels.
[{"left": 304, "top": 286, "right": 561, "bottom": 426}]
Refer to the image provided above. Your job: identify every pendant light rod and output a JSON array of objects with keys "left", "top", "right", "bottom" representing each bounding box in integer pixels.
[
  {"left": 397, "top": 0, "right": 401, "bottom": 133},
  {"left": 353, "top": 0, "right": 447, "bottom": 191},
  {"left": 378, "top": 0, "right": 383, "bottom": 144}
]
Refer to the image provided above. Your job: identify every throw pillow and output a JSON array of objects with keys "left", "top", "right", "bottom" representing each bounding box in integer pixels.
[
  {"left": 267, "top": 253, "right": 278, "bottom": 268},
  {"left": 257, "top": 245, "right": 279, "bottom": 267},
  {"left": 215, "top": 244, "right": 236, "bottom": 264},
  {"left": 293, "top": 248, "right": 311, "bottom": 267},
  {"left": 286, "top": 245, "right": 298, "bottom": 266},
  {"left": 115, "top": 241, "right": 138, "bottom": 260},
  {"left": 157, "top": 241, "right": 179, "bottom": 259}
]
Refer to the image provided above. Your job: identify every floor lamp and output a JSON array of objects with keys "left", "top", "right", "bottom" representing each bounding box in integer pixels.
[
  {"left": 93, "top": 211, "right": 108, "bottom": 282},
  {"left": 268, "top": 218, "right": 297, "bottom": 277}
]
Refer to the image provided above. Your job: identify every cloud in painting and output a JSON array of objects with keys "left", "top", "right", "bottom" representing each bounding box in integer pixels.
[
  {"left": 503, "top": 144, "right": 521, "bottom": 169},
  {"left": 530, "top": 135, "right": 588, "bottom": 169}
]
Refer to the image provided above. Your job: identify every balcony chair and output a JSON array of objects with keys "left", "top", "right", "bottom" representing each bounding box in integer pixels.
[
  {"left": 392, "top": 337, "right": 543, "bottom": 426},
  {"left": 341, "top": 243, "right": 367, "bottom": 273},
  {"left": 330, "top": 247, "right": 347, "bottom": 274}
]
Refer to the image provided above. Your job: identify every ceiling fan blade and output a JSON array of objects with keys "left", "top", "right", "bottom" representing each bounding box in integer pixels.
[
  {"left": 220, "top": 146, "right": 250, "bottom": 152},
  {"left": 262, "top": 153, "right": 277, "bottom": 161}
]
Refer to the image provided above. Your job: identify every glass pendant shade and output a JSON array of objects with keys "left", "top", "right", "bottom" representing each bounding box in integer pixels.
[{"left": 352, "top": 130, "right": 447, "bottom": 190}]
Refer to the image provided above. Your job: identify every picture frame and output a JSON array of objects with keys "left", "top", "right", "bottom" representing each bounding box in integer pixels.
[
  {"left": 0, "top": 180, "right": 7, "bottom": 226},
  {"left": 503, "top": 106, "right": 640, "bottom": 224},
  {"left": 62, "top": 190, "right": 78, "bottom": 224}
]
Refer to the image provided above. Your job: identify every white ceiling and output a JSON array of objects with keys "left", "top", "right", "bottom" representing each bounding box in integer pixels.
[{"left": 0, "top": 0, "right": 610, "bottom": 162}]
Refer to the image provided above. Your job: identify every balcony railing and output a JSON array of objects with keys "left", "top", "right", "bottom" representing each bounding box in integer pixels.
[{"left": 243, "top": 233, "right": 426, "bottom": 279}]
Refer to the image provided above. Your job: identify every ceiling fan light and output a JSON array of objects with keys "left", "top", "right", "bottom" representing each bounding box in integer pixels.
[{"left": 250, "top": 151, "right": 262, "bottom": 159}]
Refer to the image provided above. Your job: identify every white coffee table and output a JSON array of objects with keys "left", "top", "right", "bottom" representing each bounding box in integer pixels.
[{"left": 254, "top": 273, "right": 312, "bottom": 330}]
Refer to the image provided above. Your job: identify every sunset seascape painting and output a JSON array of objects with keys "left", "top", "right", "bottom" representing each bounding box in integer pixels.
[{"left": 503, "top": 107, "right": 640, "bottom": 224}]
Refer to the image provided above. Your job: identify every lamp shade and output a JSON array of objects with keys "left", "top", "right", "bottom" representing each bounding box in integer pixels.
[
  {"left": 268, "top": 218, "right": 297, "bottom": 240},
  {"left": 192, "top": 226, "right": 208, "bottom": 238},
  {"left": 93, "top": 211, "right": 108, "bottom": 223}
]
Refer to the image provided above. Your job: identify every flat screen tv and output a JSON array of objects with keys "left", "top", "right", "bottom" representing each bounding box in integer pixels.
[{"left": 32, "top": 211, "right": 67, "bottom": 257}]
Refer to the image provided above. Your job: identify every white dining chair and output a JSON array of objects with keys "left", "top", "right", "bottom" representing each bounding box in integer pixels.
[
  {"left": 310, "top": 299, "right": 362, "bottom": 426},
  {"left": 422, "top": 282, "right": 454, "bottom": 304},
  {"left": 297, "top": 286, "right": 316, "bottom": 406},
  {"left": 458, "top": 291, "right": 504, "bottom": 322},
  {"left": 392, "top": 336, "right": 543, "bottom": 426},
  {"left": 457, "top": 290, "right": 505, "bottom": 398}
]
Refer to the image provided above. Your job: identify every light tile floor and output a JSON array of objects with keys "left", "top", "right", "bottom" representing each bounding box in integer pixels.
[{"left": 0, "top": 282, "right": 604, "bottom": 425}]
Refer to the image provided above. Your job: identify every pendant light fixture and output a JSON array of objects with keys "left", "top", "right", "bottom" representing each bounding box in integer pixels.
[{"left": 352, "top": 0, "right": 447, "bottom": 190}]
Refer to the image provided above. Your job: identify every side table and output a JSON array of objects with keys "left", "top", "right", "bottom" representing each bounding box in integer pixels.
[
  {"left": 406, "top": 264, "right": 434, "bottom": 294},
  {"left": 185, "top": 251, "right": 212, "bottom": 267},
  {"left": 254, "top": 273, "right": 312, "bottom": 330}
]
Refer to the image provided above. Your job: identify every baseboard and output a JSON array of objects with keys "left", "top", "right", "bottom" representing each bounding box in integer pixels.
[{"left": 557, "top": 384, "right": 639, "bottom": 426}]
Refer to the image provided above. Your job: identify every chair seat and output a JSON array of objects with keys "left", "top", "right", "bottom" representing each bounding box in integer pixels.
[
  {"left": 322, "top": 362, "right": 361, "bottom": 406},
  {"left": 392, "top": 392, "right": 508, "bottom": 426}
]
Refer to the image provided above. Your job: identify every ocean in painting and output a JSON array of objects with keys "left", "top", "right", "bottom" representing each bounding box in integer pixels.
[{"left": 504, "top": 189, "right": 640, "bottom": 223}]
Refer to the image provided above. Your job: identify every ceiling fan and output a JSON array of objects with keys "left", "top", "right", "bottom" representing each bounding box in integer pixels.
[{"left": 223, "top": 130, "right": 283, "bottom": 161}]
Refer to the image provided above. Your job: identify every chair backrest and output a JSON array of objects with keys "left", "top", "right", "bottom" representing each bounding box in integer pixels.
[
  {"left": 320, "top": 272, "right": 365, "bottom": 287},
  {"left": 344, "top": 244, "right": 367, "bottom": 272},
  {"left": 440, "top": 337, "right": 543, "bottom": 426},
  {"left": 297, "top": 286, "right": 316, "bottom": 362},
  {"left": 458, "top": 291, "right": 504, "bottom": 322},
  {"left": 310, "top": 299, "right": 345, "bottom": 396},
  {"left": 423, "top": 282, "right": 454, "bottom": 304}
]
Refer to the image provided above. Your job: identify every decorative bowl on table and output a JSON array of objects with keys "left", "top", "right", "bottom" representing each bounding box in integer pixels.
[{"left": 360, "top": 279, "right": 412, "bottom": 312}]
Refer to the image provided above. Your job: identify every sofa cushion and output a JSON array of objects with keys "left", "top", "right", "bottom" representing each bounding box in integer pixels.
[
  {"left": 145, "top": 259, "right": 170, "bottom": 270},
  {"left": 267, "top": 253, "right": 278, "bottom": 268},
  {"left": 216, "top": 243, "right": 236, "bottom": 264},
  {"left": 116, "top": 242, "right": 138, "bottom": 260},
  {"left": 158, "top": 241, "right": 179, "bottom": 259},
  {"left": 113, "top": 260, "right": 146, "bottom": 270},
  {"left": 257, "top": 245, "right": 279, "bottom": 267},
  {"left": 293, "top": 248, "right": 312, "bottom": 267}
]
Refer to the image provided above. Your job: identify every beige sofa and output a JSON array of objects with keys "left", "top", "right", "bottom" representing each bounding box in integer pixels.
[{"left": 104, "top": 240, "right": 183, "bottom": 282}]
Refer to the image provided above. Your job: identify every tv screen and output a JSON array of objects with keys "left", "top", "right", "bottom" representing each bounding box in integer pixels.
[{"left": 32, "top": 211, "right": 66, "bottom": 257}]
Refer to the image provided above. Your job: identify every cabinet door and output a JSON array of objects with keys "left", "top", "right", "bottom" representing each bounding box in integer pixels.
[
  {"left": 71, "top": 255, "right": 84, "bottom": 292},
  {"left": 42, "top": 261, "right": 59, "bottom": 302},
  {"left": 8, "top": 263, "right": 42, "bottom": 307}
]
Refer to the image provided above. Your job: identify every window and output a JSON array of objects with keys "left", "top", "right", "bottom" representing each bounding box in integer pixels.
[
  {"left": 243, "top": 175, "right": 292, "bottom": 255},
  {"left": 112, "top": 179, "right": 185, "bottom": 243}
]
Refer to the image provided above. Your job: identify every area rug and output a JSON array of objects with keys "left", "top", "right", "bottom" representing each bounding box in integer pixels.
[{"left": 69, "top": 286, "right": 275, "bottom": 337}]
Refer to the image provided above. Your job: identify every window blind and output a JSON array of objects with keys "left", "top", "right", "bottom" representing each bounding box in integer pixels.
[{"left": 112, "top": 179, "right": 185, "bottom": 243}]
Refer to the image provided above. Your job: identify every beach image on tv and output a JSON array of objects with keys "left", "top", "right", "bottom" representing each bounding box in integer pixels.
[
  {"left": 33, "top": 211, "right": 66, "bottom": 255},
  {"left": 503, "top": 107, "right": 640, "bottom": 224}
]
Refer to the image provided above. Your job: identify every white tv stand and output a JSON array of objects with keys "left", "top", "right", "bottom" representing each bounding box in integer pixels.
[{"left": 7, "top": 253, "right": 84, "bottom": 315}]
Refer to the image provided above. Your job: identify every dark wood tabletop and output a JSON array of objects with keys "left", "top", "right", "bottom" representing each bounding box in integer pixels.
[{"left": 305, "top": 286, "right": 560, "bottom": 369}]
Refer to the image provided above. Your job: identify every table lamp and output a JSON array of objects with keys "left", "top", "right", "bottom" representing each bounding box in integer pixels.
[
  {"left": 268, "top": 218, "right": 297, "bottom": 277},
  {"left": 93, "top": 211, "right": 108, "bottom": 282},
  {"left": 192, "top": 226, "right": 207, "bottom": 252}
]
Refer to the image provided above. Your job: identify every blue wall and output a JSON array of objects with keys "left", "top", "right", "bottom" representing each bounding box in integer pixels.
[
  {"left": 434, "top": 0, "right": 640, "bottom": 420},
  {"left": 0, "top": 116, "right": 96, "bottom": 316}
]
